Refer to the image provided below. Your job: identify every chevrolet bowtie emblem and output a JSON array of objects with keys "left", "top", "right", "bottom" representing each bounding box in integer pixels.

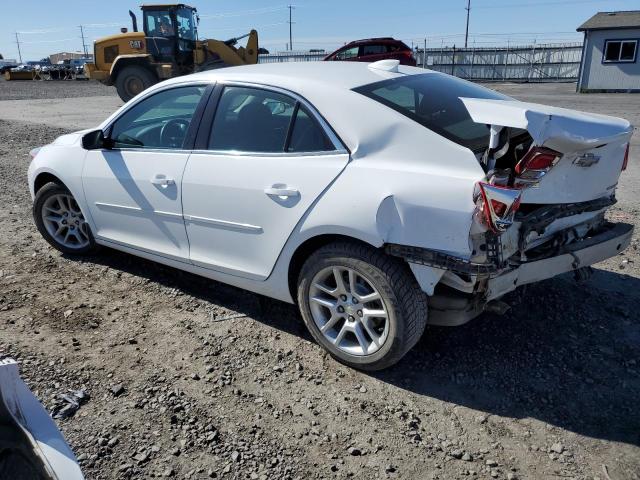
[{"left": 573, "top": 153, "right": 600, "bottom": 167}]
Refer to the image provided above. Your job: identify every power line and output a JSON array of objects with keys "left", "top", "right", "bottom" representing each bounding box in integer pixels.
[
  {"left": 473, "top": 0, "right": 614, "bottom": 8},
  {"left": 199, "top": 5, "right": 286, "bottom": 19}
]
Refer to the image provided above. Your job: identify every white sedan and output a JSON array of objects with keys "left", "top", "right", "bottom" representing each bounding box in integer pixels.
[{"left": 28, "top": 60, "right": 634, "bottom": 370}]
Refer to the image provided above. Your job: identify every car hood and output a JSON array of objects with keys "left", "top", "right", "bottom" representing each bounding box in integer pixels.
[{"left": 50, "top": 129, "right": 93, "bottom": 147}]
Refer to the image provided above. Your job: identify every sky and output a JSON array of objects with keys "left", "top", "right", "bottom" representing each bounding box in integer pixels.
[{"left": 1, "top": 0, "right": 639, "bottom": 62}]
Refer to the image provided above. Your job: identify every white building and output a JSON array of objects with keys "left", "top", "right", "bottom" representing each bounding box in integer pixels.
[{"left": 577, "top": 10, "right": 640, "bottom": 92}]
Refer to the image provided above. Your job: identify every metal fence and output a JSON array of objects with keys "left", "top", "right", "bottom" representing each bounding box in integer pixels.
[
  {"left": 259, "top": 51, "right": 326, "bottom": 63},
  {"left": 257, "top": 43, "right": 584, "bottom": 82},
  {"left": 417, "top": 43, "right": 583, "bottom": 82}
]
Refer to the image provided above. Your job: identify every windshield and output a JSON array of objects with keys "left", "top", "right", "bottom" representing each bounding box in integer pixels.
[
  {"left": 176, "top": 7, "right": 196, "bottom": 41},
  {"left": 353, "top": 73, "right": 511, "bottom": 151}
]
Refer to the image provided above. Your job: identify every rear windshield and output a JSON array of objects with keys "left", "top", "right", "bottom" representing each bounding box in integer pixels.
[{"left": 353, "top": 73, "right": 510, "bottom": 151}]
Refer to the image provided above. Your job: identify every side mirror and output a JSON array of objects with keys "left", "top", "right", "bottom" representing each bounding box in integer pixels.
[{"left": 82, "top": 129, "right": 110, "bottom": 150}]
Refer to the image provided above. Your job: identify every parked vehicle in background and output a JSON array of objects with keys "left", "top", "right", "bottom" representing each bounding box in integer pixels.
[
  {"left": 0, "top": 62, "right": 19, "bottom": 75},
  {"left": 324, "top": 38, "right": 416, "bottom": 66},
  {"left": 27, "top": 61, "right": 633, "bottom": 370}
]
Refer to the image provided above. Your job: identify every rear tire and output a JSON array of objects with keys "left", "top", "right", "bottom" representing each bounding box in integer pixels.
[
  {"left": 115, "top": 66, "right": 157, "bottom": 102},
  {"left": 297, "top": 241, "right": 428, "bottom": 371}
]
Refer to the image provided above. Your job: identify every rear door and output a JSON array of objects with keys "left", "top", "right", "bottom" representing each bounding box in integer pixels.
[{"left": 182, "top": 84, "right": 349, "bottom": 280}]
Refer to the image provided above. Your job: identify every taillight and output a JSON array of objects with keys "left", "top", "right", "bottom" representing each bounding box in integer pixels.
[
  {"left": 514, "top": 147, "right": 561, "bottom": 185},
  {"left": 622, "top": 143, "right": 629, "bottom": 171},
  {"left": 474, "top": 182, "right": 522, "bottom": 233}
]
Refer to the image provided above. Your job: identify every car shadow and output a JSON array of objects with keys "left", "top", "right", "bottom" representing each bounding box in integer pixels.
[
  {"left": 374, "top": 269, "right": 640, "bottom": 446},
  {"left": 66, "top": 249, "right": 640, "bottom": 446}
]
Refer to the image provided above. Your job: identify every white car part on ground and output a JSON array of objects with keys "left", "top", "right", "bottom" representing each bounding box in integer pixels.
[{"left": 0, "top": 358, "right": 84, "bottom": 480}]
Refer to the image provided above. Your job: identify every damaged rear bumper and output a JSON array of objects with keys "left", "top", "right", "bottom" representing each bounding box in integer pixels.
[
  {"left": 486, "top": 221, "right": 633, "bottom": 301},
  {"left": 389, "top": 222, "right": 633, "bottom": 326}
]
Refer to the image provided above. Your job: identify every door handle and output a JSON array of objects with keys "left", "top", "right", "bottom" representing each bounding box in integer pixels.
[
  {"left": 264, "top": 185, "right": 299, "bottom": 198},
  {"left": 151, "top": 174, "right": 175, "bottom": 187}
]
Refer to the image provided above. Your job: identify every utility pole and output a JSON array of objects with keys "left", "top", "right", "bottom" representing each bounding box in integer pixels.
[
  {"left": 79, "top": 25, "right": 88, "bottom": 57},
  {"left": 287, "top": 5, "right": 295, "bottom": 51},
  {"left": 464, "top": 0, "right": 471, "bottom": 48},
  {"left": 15, "top": 32, "right": 23, "bottom": 63},
  {"left": 423, "top": 37, "right": 427, "bottom": 68}
]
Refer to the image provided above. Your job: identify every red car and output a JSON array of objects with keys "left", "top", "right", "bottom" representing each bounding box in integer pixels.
[{"left": 324, "top": 38, "right": 417, "bottom": 66}]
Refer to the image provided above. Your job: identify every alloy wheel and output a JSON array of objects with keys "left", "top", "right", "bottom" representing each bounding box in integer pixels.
[
  {"left": 309, "top": 266, "right": 389, "bottom": 356},
  {"left": 41, "top": 194, "right": 90, "bottom": 250}
]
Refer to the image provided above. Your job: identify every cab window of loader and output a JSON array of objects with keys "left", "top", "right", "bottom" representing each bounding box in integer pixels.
[
  {"left": 146, "top": 11, "right": 174, "bottom": 37},
  {"left": 176, "top": 8, "right": 196, "bottom": 41}
]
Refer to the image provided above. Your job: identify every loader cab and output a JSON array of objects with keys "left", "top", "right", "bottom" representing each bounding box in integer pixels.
[{"left": 142, "top": 4, "right": 198, "bottom": 67}]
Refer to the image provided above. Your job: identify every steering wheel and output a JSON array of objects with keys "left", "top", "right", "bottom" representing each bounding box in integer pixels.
[{"left": 160, "top": 119, "right": 190, "bottom": 148}]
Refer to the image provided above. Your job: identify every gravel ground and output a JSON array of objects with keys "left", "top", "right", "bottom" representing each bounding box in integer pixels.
[
  {"left": 0, "top": 80, "right": 639, "bottom": 480},
  {"left": 0, "top": 77, "right": 113, "bottom": 100}
]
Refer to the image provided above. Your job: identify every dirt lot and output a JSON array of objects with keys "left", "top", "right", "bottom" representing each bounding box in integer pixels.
[{"left": 0, "top": 79, "right": 639, "bottom": 480}]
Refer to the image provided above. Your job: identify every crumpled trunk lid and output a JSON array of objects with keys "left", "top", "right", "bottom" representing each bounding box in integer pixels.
[{"left": 461, "top": 97, "right": 633, "bottom": 204}]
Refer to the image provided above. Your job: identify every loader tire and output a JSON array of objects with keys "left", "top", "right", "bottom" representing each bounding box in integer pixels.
[{"left": 115, "top": 66, "right": 157, "bottom": 102}]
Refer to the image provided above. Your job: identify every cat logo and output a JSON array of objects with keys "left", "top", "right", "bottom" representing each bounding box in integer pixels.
[{"left": 129, "top": 40, "right": 145, "bottom": 50}]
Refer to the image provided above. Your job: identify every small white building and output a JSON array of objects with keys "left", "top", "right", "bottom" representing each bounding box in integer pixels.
[{"left": 577, "top": 10, "right": 640, "bottom": 92}]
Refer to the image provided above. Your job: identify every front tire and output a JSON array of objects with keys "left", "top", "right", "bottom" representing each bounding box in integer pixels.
[
  {"left": 115, "top": 66, "right": 157, "bottom": 102},
  {"left": 297, "top": 242, "right": 428, "bottom": 371},
  {"left": 33, "top": 183, "right": 97, "bottom": 255}
]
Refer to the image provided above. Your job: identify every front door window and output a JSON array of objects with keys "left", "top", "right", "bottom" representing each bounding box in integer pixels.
[{"left": 109, "top": 86, "right": 205, "bottom": 149}]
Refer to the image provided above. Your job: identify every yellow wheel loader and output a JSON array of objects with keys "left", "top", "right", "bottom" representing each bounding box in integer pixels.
[{"left": 85, "top": 4, "right": 264, "bottom": 101}]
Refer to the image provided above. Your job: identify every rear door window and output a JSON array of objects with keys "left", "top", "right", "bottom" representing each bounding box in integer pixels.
[
  {"left": 362, "top": 44, "right": 387, "bottom": 56},
  {"left": 287, "top": 107, "right": 335, "bottom": 153},
  {"left": 208, "top": 86, "right": 334, "bottom": 154},
  {"left": 353, "top": 73, "right": 510, "bottom": 151},
  {"left": 209, "top": 86, "right": 295, "bottom": 152}
]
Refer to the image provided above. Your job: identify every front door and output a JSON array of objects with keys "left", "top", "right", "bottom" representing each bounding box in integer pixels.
[
  {"left": 182, "top": 85, "right": 349, "bottom": 279},
  {"left": 83, "top": 84, "right": 207, "bottom": 261}
]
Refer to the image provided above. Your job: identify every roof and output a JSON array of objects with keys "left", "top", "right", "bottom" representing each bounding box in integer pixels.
[
  {"left": 140, "top": 4, "right": 195, "bottom": 10},
  {"left": 577, "top": 10, "right": 640, "bottom": 31},
  {"left": 184, "top": 61, "right": 421, "bottom": 92},
  {"left": 126, "top": 62, "right": 451, "bottom": 157}
]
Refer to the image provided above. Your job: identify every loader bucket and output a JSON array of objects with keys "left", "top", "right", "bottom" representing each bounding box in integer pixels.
[{"left": 4, "top": 70, "right": 35, "bottom": 80}]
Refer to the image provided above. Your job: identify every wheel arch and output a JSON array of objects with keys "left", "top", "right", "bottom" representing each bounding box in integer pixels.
[
  {"left": 33, "top": 171, "right": 65, "bottom": 194},
  {"left": 286, "top": 233, "right": 382, "bottom": 302},
  {"left": 109, "top": 55, "right": 157, "bottom": 84}
]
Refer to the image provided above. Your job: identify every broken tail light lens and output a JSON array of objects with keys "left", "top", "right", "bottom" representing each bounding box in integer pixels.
[
  {"left": 514, "top": 147, "right": 561, "bottom": 184},
  {"left": 474, "top": 182, "right": 522, "bottom": 233},
  {"left": 622, "top": 143, "right": 629, "bottom": 171}
]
